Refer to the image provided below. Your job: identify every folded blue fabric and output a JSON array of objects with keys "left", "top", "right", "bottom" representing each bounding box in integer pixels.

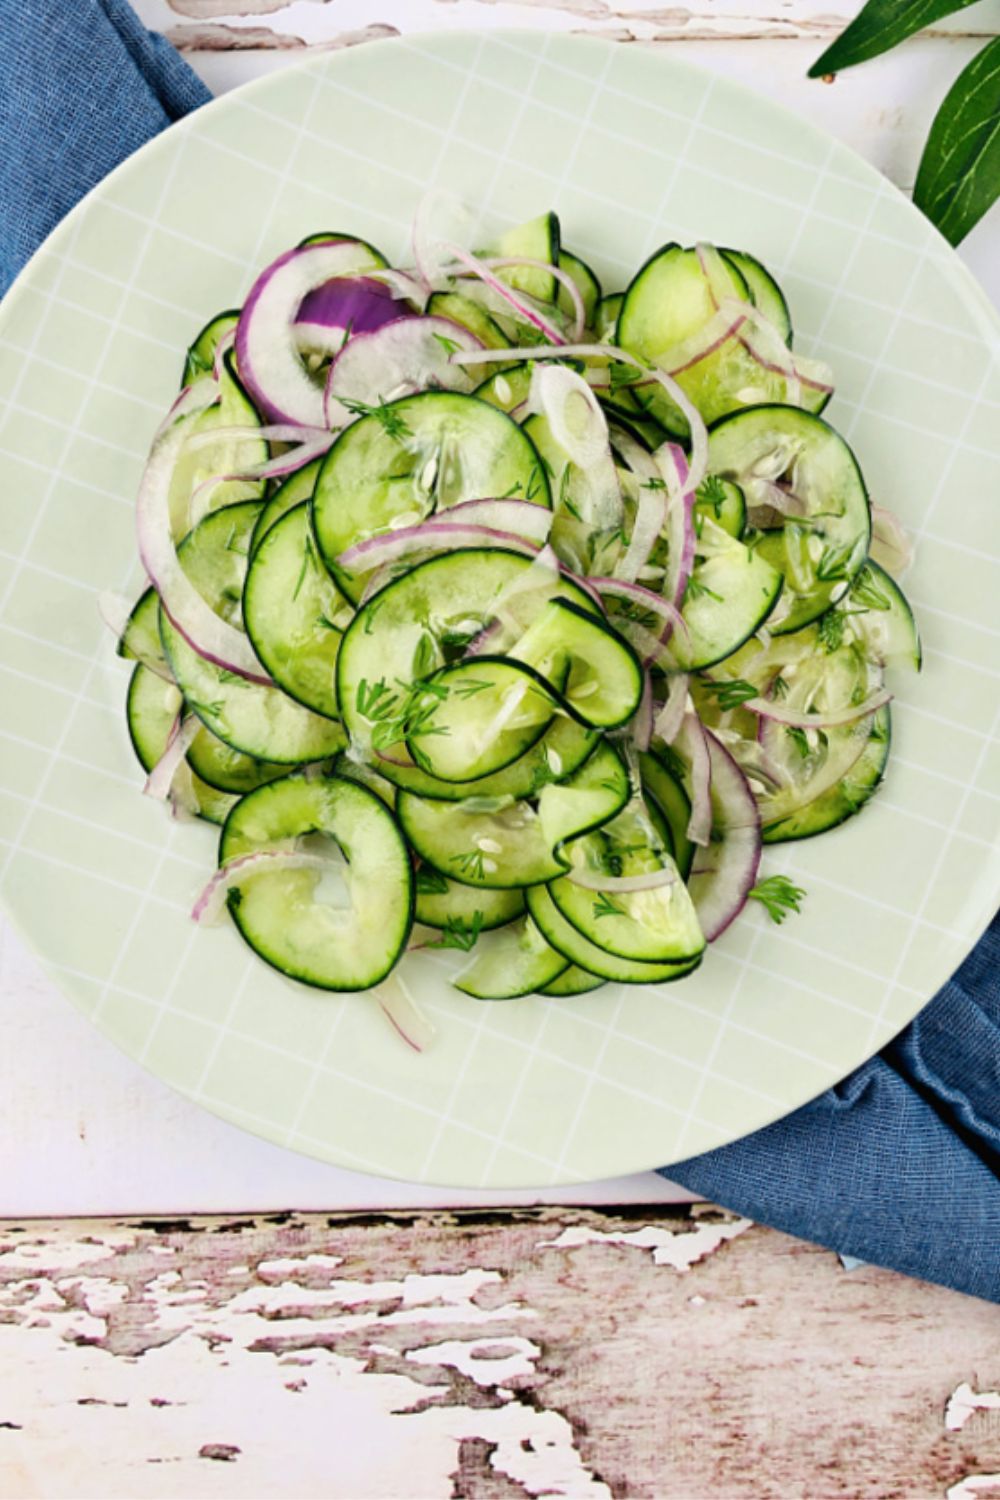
[{"left": 2, "top": 1, "right": 997, "bottom": 1303}]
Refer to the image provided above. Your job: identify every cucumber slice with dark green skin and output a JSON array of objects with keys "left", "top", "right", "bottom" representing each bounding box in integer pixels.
[
  {"left": 182, "top": 309, "right": 239, "bottom": 387},
  {"left": 453, "top": 916, "right": 569, "bottom": 999},
  {"left": 763, "top": 707, "right": 891, "bottom": 843},
  {"left": 671, "top": 523, "right": 784, "bottom": 671},
  {"left": 426, "top": 291, "right": 509, "bottom": 349},
  {"left": 526, "top": 885, "right": 701, "bottom": 985},
  {"left": 119, "top": 586, "right": 168, "bottom": 675},
  {"left": 507, "top": 598, "right": 643, "bottom": 729},
  {"left": 159, "top": 502, "right": 345, "bottom": 764},
  {"left": 331, "top": 752, "right": 398, "bottom": 808},
  {"left": 639, "top": 750, "right": 695, "bottom": 881},
  {"left": 187, "top": 726, "right": 289, "bottom": 795},
  {"left": 594, "top": 293, "right": 622, "bottom": 342},
  {"left": 250, "top": 457, "right": 322, "bottom": 557},
  {"left": 337, "top": 548, "right": 597, "bottom": 761},
  {"left": 312, "top": 392, "right": 551, "bottom": 603},
  {"left": 243, "top": 501, "right": 350, "bottom": 720},
  {"left": 219, "top": 774, "right": 413, "bottom": 991},
  {"left": 406, "top": 658, "right": 559, "bottom": 782},
  {"left": 474, "top": 363, "right": 533, "bottom": 415},
  {"left": 708, "top": 405, "right": 871, "bottom": 635},
  {"left": 539, "top": 964, "right": 605, "bottom": 997},
  {"left": 548, "top": 801, "right": 704, "bottom": 964},
  {"left": 414, "top": 868, "right": 525, "bottom": 931},
  {"left": 694, "top": 476, "right": 746, "bottom": 539},
  {"left": 170, "top": 354, "right": 267, "bottom": 536},
  {"left": 126, "top": 665, "right": 238, "bottom": 826},
  {"left": 398, "top": 740, "right": 628, "bottom": 890},
  {"left": 480, "top": 212, "right": 560, "bottom": 303},
  {"left": 457, "top": 920, "right": 571, "bottom": 998},
  {"left": 558, "top": 249, "right": 601, "bottom": 325},
  {"left": 369, "top": 714, "right": 598, "bottom": 803},
  {"left": 721, "top": 250, "right": 792, "bottom": 345},
  {"left": 842, "top": 561, "right": 921, "bottom": 671},
  {"left": 618, "top": 244, "right": 753, "bottom": 434}
]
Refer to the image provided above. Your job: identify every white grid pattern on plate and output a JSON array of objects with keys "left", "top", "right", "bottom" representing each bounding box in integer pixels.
[{"left": 0, "top": 31, "right": 997, "bottom": 1188}]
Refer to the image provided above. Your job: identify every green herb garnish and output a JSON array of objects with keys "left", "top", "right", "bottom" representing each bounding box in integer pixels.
[
  {"left": 700, "top": 678, "right": 759, "bottom": 711},
  {"left": 748, "top": 875, "right": 807, "bottom": 924}
]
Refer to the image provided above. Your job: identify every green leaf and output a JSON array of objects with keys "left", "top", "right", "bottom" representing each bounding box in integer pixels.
[
  {"left": 808, "top": 0, "right": 983, "bottom": 78},
  {"left": 748, "top": 875, "right": 807, "bottom": 924},
  {"left": 914, "top": 36, "right": 1000, "bottom": 244}
]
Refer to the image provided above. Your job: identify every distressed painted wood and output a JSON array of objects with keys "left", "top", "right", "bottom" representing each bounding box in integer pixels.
[{"left": 1, "top": 1209, "right": 998, "bottom": 1499}]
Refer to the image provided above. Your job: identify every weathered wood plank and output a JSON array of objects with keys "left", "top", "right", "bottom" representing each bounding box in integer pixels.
[{"left": 1, "top": 1211, "right": 998, "bottom": 1498}]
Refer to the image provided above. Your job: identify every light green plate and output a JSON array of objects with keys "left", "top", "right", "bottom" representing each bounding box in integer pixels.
[{"left": 0, "top": 32, "right": 997, "bottom": 1188}]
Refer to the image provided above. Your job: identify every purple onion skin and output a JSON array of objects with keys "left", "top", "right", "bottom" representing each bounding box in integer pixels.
[{"left": 297, "top": 277, "right": 411, "bottom": 335}]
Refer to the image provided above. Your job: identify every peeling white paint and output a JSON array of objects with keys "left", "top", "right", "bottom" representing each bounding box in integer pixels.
[
  {"left": 407, "top": 1335, "right": 541, "bottom": 1386},
  {"left": 256, "top": 1254, "right": 344, "bottom": 1279},
  {"left": 946, "top": 1475, "right": 1000, "bottom": 1500},
  {"left": 947, "top": 1384, "right": 1000, "bottom": 1433},
  {"left": 539, "top": 1217, "right": 752, "bottom": 1270}
]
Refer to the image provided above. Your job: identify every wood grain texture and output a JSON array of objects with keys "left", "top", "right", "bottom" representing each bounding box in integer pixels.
[{"left": 1, "top": 1210, "right": 998, "bottom": 1499}]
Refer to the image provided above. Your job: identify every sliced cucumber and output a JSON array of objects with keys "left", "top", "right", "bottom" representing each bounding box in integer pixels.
[
  {"left": 426, "top": 291, "right": 509, "bottom": 349},
  {"left": 187, "top": 726, "right": 289, "bottom": 795},
  {"left": 126, "top": 665, "right": 237, "bottom": 826},
  {"left": 694, "top": 475, "right": 746, "bottom": 539},
  {"left": 119, "top": 586, "right": 167, "bottom": 676},
  {"left": 526, "top": 885, "right": 701, "bottom": 985},
  {"left": 522, "top": 411, "right": 622, "bottom": 577},
  {"left": 369, "top": 713, "right": 597, "bottom": 803},
  {"left": 243, "top": 501, "right": 351, "bottom": 720},
  {"left": 249, "top": 457, "right": 322, "bottom": 557},
  {"left": 220, "top": 774, "right": 413, "bottom": 991},
  {"left": 182, "top": 309, "right": 239, "bottom": 387},
  {"left": 539, "top": 964, "right": 606, "bottom": 997},
  {"left": 398, "top": 740, "right": 628, "bottom": 890},
  {"left": 453, "top": 916, "right": 568, "bottom": 999},
  {"left": 337, "top": 548, "right": 596, "bottom": 760},
  {"left": 594, "top": 293, "right": 622, "bottom": 342},
  {"left": 671, "top": 522, "right": 783, "bottom": 671},
  {"left": 313, "top": 391, "right": 550, "bottom": 602},
  {"left": 558, "top": 249, "right": 601, "bottom": 326},
  {"left": 639, "top": 750, "right": 694, "bottom": 880},
  {"left": 508, "top": 598, "right": 643, "bottom": 729},
  {"left": 406, "top": 658, "right": 558, "bottom": 782},
  {"left": 549, "top": 803, "right": 704, "bottom": 964},
  {"left": 414, "top": 869, "right": 525, "bottom": 931},
  {"left": 721, "top": 250, "right": 792, "bottom": 345},
  {"left": 159, "top": 502, "right": 345, "bottom": 764},
  {"left": 331, "top": 751, "right": 398, "bottom": 808},
  {"left": 169, "top": 353, "right": 266, "bottom": 536},
  {"left": 480, "top": 211, "right": 560, "bottom": 303},
  {"left": 474, "top": 363, "right": 533, "bottom": 415},
  {"left": 842, "top": 560, "right": 921, "bottom": 671},
  {"left": 708, "top": 405, "right": 871, "bottom": 634},
  {"left": 762, "top": 707, "right": 891, "bottom": 842}
]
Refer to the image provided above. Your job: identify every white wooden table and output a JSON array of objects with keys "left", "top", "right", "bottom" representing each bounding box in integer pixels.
[
  {"left": 1, "top": 6, "right": 999, "bottom": 1496},
  {"left": 2, "top": 0, "right": 998, "bottom": 1221}
]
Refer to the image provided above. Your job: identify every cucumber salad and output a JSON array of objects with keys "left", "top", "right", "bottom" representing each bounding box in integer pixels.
[{"left": 107, "top": 209, "right": 920, "bottom": 1041}]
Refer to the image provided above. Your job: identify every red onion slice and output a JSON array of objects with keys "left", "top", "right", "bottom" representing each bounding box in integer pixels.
[
  {"left": 688, "top": 729, "right": 762, "bottom": 942},
  {"left": 236, "top": 240, "right": 384, "bottom": 427},
  {"left": 870, "top": 503, "right": 914, "bottom": 577},
  {"left": 631, "top": 670, "right": 654, "bottom": 752},
  {"left": 144, "top": 712, "right": 200, "bottom": 801},
  {"left": 295, "top": 275, "right": 408, "bottom": 356},
  {"left": 614, "top": 483, "right": 666, "bottom": 583},
  {"left": 530, "top": 362, "right": 612, "bottom": 472},
  {"left": 657, "top": 302, "right": 750, "bottom": 378},
  {"left": 192, "top": 850, "right": 338, "bottom": 926},
  {"left": 375, "top": 973, "right": 436, "bottom": 1053},
  {"left": 324, "top": 314, "right": 481, "bottom": 425},
  {"left": 443, "top": 243, "right": 565, "bottom": 345},
  {"left": 593, "top": 578, "right": 689, "bottom": 657},
  {"left": 676, "top": 712, "right": 712, "bottom": 847},
  {"left": 655, "top": 443, "right": 697, "bottom": 609},
  {"left": 476, "top": 255, "right": 586, "bottom": 340},
  {"left": 136, "top": 413, "right": 273, "bottom": 685},
  {"left": 746, "top": 688, "right": 891, "bottom": 729},
  {"left": 653, "top": 672, "right": 690, "bottom": 744},
  {"left": 430, "top": 498, "right": 553, "bottom": 544},
  {"left": 337, "top": 520, "right": 540, "bottom": 573}
]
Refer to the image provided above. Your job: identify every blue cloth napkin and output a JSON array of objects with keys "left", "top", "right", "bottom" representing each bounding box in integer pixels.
[{"left": 3, "top": 1, "right": 997, "bottom": 1303}]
